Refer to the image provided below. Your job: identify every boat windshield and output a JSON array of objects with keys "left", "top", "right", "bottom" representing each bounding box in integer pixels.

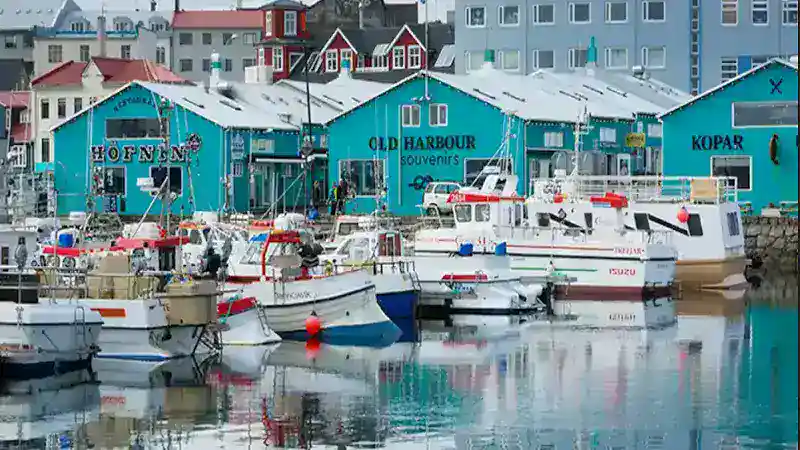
[{"left": 240, "top": 240, "right": 301, "bottom": 265}]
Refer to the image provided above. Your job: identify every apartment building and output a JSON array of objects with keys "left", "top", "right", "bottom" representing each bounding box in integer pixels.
[
  {"left": 171, "top": 9, "right": 263, "bottom": 83},
  {"left": 453, "top": 0, "right": 798, "bottom": 93},
  {"left": 33, "top": 2, "right": 171, "bottom": 76}
]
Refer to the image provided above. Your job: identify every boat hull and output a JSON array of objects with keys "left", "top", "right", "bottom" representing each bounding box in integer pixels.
[
  {"left": 217, "top": 296, "right": 282, "bottom": 346},
  {"left": 675, "top": 255, "right": 748, "bottom": 290},
  {"left": 373, "top": 273, "right": 419, "bottom": 320}
]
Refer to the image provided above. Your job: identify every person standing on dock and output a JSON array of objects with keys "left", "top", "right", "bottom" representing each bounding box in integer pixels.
[{"left": 329, "top": 182, "right": 339, "bottom": 216}]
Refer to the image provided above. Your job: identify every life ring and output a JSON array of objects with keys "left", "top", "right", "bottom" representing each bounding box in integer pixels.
[
  {"left": 324, "top": 261, "right": 334, "bottom": 276},
  {"left": 62, "top": 256, "right": 76, "bottom": 269}
]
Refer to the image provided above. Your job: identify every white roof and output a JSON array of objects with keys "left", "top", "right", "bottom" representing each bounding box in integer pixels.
[
  {"left": 0, "top": 0, "right": 62, "bottom": 29},
  {"left": 221, "top": 82, "right": 344, "bottom": 126},
  {"left": 137, "top": 81, "right": 298, "bottom": 130},
  {"left": 278, "top": 75, "right": 389, "bottom": 114}
]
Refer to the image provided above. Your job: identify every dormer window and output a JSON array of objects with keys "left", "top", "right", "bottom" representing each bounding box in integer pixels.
[
  {"left": 284, "top": 11, "right": 297, "bottom": 36},
  {"left": 113, "top": 17, "right": 133, "bottom": 32},
  {"left": 70, "top": 19, "right": 89, "bottom": 32},
  {"left": 149, "top": 17, "right": 167, "bottom": 31}
]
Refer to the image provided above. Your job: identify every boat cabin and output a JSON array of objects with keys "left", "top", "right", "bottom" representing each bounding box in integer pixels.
[
  {"left": 0, "top": 227, "right": 40, "bottom": 304},
  {"left": 447, "top": 174, "right": 528, "bottom": 232},
  {"left": 326, "top": 230, "right": 404, "bottom": 263}
]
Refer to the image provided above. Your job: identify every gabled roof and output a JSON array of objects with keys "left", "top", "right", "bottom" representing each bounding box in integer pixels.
[
  {"left": 382, "top": 24, "right": 424, "bottom": 52},
  {"left": 0, "top": 91, "right": 30, "bottom": 108},
  {"left": 0, "top": 0, "right": 65, "bottom": 30},
  {"left": 317, "top": 28, "right": 358, "bottom": 55},
  {"left": 171, "top": 10, "right": 263, "bottom": 29},
  {"left": 58, "top": 9, "right": 172, "bottom": 32},
  {"left": 317, "top": 23, "right": 453, "bottom": 56},
  {"left": 31, "top": 57, "right": 188, "bottom": 88},
  {"left": 659, "top": 58, "right": 798, "bottom": 119}
]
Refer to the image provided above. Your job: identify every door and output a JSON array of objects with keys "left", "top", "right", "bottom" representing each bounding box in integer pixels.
[{"left": 529, "top": 158, "right": 551, "bottom": 194}]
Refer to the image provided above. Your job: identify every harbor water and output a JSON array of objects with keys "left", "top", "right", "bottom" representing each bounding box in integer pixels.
[{"left": 1, "top": 276, "right": 797, "bottom": 449}]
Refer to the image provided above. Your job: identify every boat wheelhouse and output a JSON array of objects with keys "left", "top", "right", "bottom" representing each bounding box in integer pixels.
[{"left": 529, "top": 173, "right": 746, "bottom": 290}]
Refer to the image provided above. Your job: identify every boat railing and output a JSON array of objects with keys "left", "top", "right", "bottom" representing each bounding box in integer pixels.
[
  {"left": 531, "top": 175, "right": 739, "bottom": 204},
  {"left": 494, "top": 224, "right": 672, "bottom": 246},
  {"left": 330, "top": 259, "right": 417, "bottom": 276}
]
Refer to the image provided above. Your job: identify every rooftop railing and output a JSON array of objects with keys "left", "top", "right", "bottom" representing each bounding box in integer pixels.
[{"left": 531, "top": 175, "right": 739, "bottom": 205}]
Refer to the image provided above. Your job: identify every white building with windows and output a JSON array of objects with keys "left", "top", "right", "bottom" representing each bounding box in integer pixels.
[
  {"left": 453, "top": 0, "right": 798, "bottom": 94},
  {"left": 32, "top": 3, "right": 171, "bottom": 76}
]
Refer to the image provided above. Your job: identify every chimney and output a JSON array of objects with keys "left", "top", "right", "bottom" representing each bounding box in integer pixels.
[
  {"left": 482, "top": 49, "right": 495, "bottom": 70},
  {"left": 210, "top": 51, "right": 221, "bottom": 87},
  {"left": 339, "top": 56, "right": 352, "bottom": 79},
  {"left": 585, "top": 36, "right": 597, "bottom": 76},
  {"left": 97, "top": 15, "right": 107, "bottom": 57},
  {"left": 150, "top": 0, "right": 157, "bottom": 11},
  {"left": 174, "top": 0, "right": 180, "bottom": 12}
]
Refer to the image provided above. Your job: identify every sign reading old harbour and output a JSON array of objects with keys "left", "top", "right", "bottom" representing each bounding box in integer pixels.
[{"left": 368, "top": 135, "right": 477, "bottom": 151}]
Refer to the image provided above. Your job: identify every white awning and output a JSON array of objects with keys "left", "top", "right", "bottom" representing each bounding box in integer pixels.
[{"left": 372, "top": 43, "right": 389, "bottom": 57}]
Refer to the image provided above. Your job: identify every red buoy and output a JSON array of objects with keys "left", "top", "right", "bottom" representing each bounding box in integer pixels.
[
  {"left": 305, "top": 315, "right": 321, "bottom": 336},
  {"left": 305, "top": 337, "right": 321, "bottom": 359},
  {"left": 677, "top": 207, "right": 689, "bottom": 223}
]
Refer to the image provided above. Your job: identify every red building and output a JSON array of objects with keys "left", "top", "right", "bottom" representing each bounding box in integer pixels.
[{"left": 253, "top": 0, "right": 312, "bottom": 81}]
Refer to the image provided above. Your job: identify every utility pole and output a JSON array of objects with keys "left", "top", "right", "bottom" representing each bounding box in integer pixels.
[{"left": 158, "top": 98, "right": 173, "bottom": 231}]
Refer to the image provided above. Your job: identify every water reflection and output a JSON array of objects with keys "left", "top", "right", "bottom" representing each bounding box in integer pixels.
[{"left": 2, "top": 282, "right": 797, "bottom": 449}]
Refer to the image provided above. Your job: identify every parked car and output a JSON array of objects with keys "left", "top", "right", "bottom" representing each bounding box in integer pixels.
[{"left": 422, "top": 182, "right": 461, "bottom": 215}]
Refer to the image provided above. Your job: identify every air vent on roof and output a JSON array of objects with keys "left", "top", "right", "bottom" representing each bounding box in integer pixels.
[
  {"left": 351, "top": 97, "right": 360, "bottom": 103},
  {"left": 219, "top": 99, "right": 242, "bottom": 111},
  {"left": 182, "top": 97, "right": 205, "bottom": 108},
  {"left": 321, "top": 94, "right": 343, "bottom": 106},
  {"left": 502, "top": 91, "right": 525, "bottom": 102},
  {"left": 473, "top": 88, "right": 496, "bottom": 100},
  {"left": 278, "top": 97, "right": 288, "bottom": 105},
  {"left": 581, "top": 84, "right": 604, "bottom": 95},
  {"left": 558, "top": 90, "right": 583, "bottom": 101},
  {"left": 606, "top": 86, "right": 627, "bottom": 97},
  {"left": 278, "top": 113, "right": 292, "bottom": 123},
  {"left": 260, "top": 93, "right": 276, "bottom": 104}
]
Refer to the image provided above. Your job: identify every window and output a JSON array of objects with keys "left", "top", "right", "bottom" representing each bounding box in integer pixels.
[
  {"left": 339, "top": 160, "right": 385, "bottom": 196},
  {"left": 156, "top": 46, "right": 166, "bottom": 64},
  {"left": 466, "top": 6, "right": 487, "bottom": 27},
  {"left": 47, "top": 45, "right": 62, "bottom": 63},
  {"left": 224, "top": 58, "right": 233, "bottom": 72},
  {"left": 408, "top": 45, "right": 422, "bottom": 68},
  {"left": 642, "top": 46, "right": 666, "bottom": 68},
  {"left": 98, "top": 167, "right": 125, "bottom": 196},
  {"left": 232, "top": 161, "right": 244, "bottom": 178},
  {"left": 120, "top": 45, "right": 131, "bottom": 59},
  {"left": 726, "top": 212, "right": 741, "bottom": 236},
  {"left": 222, "top": 32, "right": 234, "bottom": 45},
  {"left": 150, "top": 20, "right": 166, "bottom": 32},
  {"left": 202, "top": 58, "right": 211, "bottom": 72},
  {"left": 475, "top": 204, "right": 491, "bottom": 222},
  {"left": 752, "top": 0, "right": 768, "bottom": 23},
  {"left": 325, "top": 50, "right": 338, "bottom": 72},
  {"left": 647, "top": 123, "right": 662, "bottom": 138},
  {"left": 258, "top": 48, "right": 266, "bottom": 66},
  {"left": 454, "top": 204, "right": 472, "bottom": 222},
  {"left": 150, "top": 167, "right": 182, "bottom": 194},
  {"left": 340, "top": 48, "right": 352, "bottom": 71},
  {"left": 604, "top": 47, "right": 628, "bottom": 68},
  {"left": 70, "top": 21, "right": 86, "bottom": 32},
  {"left": 532, "top": 4, "right": 555, "bottom": 24},
  {"left": 465, "top": 158, "right": 512, "bottom": 186},
  {"left": 783, "top": 0, "right": 798, "bottom": 24},
  {"left": 357, "top": 53, "right": 365, "bottom": 68},
  {"left": 265, "top": 12, "right": 273, "bottom": 36},
  {"left": 20, "top": 110, "right": 29, "bottom": 124},
  {"left": 429, "top": 104, "right": 448, "bottom": 126},
  {"left": 243, "top": 32, "right": 257, "bottom": 44},
  {"left": 106, "top": 118, "right": 162, "bottom": 139},
  {"left": 202, "top": 33, "right": 212, "bottom": 45},
  {"left": 41, "top": 138, "right": 50, "bottom": 163},
  {"left": 179, "top": 33, "right": 192, "bottom": 45},
  {"left": 721, "top": 0, "right": 738, "bottom": 24},
  {"left": 114, "top": 19, "right": 132, "bottom": 31},
  {"left": 3, "top": 35, "right": 16, "bottom": 49},
  {"left": 284, "top": 11, "right": 298, "bottom": 36},
  {"left": 40, "top": 99, "right": 50, "bottom": 119},
  {"left": 605, "top": 1, "right": 627, "bottom": 22},
  {"left": 544, "top": 131, "right": 564, "bottom": 147},
  {"left": 465, "top": 51, "right": 484, "bottom": 71},
  {"left": 732, "top": 101, "right": 798, "bottom": 127},
  {"left": 73, "top": 98, "right": 82, "bottom": 113},
  {"left": 57, "top": 98, "right": 66, "bottom": 118},
  {"left": 568, "top": 48, "right": 588, "bottom": 68},
  {"left": 89, "top": 97, "right": 97, "bottom": 104},
  {"left": 720, "top": 57, "right": 738, "bottom": 80},
  {"left": 569, "top": 3, "right": 591, "bottom": 23},
  {"left": 642, "top": 0, "right": 665, "bottom": 21},
  {"left": 500, "top": 50, "right": 520, "bottom": 71},
  {"left": 273, "top": 47, "right": 284, "bottom": 71},
  {"left": 79, "top": 45, "right": 90, "bottom": 62},
  {"left": 252, "top": 137, "right": 275, "bottom": 153},
  {"left": 243, "top": 58, "right": 255, "bottom": 68},
  {"left": 532, "top": 49, "right": 555, "bottom": 68},
  {"left": 392, "top": 47, "right": 405, "bottom": 69},
  {"left": 180, "top": 59, "right": 193, "bottom": 72},
  {"left": 599, "top": 127, "right": 617, "bottom": 142},
  {"left": 751, "top": 55, "right": 769, "bottom": 66},
  {"left": 711, "top": 156, "right": 751, "bottom": 190},
  {"left": 372, "top": 54, "right": 388, "bottom": 69},
  {"left": 499, "top": 5, "right": 520, "bottom": 25},
  {"left": 401, "top": 105, "right": 420, "bottom": 127}
]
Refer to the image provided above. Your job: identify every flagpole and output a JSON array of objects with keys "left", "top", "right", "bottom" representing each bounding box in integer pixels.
[{"left": 423, "top": 0, "right": 429, "bottom": 100}]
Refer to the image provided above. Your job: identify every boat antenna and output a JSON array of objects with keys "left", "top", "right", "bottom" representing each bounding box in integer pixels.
[{"left": 571, "top": 104, "right": 591, "bottom": 177}]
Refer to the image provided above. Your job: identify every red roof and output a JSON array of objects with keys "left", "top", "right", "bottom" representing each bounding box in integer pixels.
[
  {"left": 172, "top": 10, "right": 263, "bottom": 29},
  {"left": 0, "top": 91, "right": 30, "bottom": 108},
  {"left": 31, "top": 58, "right": 189, "bottom": 88},
  {"left": 10, "top": 123, "right": 32, "bottom": 143}
]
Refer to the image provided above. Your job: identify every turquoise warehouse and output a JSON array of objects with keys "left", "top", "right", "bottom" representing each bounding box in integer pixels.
[
  {"left": 659, "top": 59, "right": 799, "bottom": 215},
  {"left": 325, "top": 64, "right": 686, "bottom": 216}
]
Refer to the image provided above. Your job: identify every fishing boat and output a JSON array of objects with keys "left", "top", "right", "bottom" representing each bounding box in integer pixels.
[
  {"left": 320, "top": 215, "right": 383, "bottom": 251},
  {"left": 176, "top": 212, "right": 249, "bottom": 275},
  {"left": 230, "top": 226, "right": 400, "bottom": 346},
  {"left": 39, "top": 226, "right": 220, "bottom": 361},
  {"left": 216, "top": 293, "right": 283, "bottom": 345},
  {"left": 0, "top": 227, "right": 103, "bottom": 380}
]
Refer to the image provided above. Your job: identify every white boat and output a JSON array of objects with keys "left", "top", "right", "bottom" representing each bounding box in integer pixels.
[
  {"left": 231, "top": 227, "right": 400, "bottom": 346},
  {"left": 175, "top": 212, "right": 249, "bottom": 275},
  {"left": 320, "top": 214, "right": 392, "bottom": 251},
  {"left": 528, "top": 174, "right": 747, "bottom": 290},
  {"left": 0, "top": 228, "right": 103, "bottom": 379},
  {"left": 216, "top": 294, "right": 283, "bottom": 345},
  {"left": 40, "top": 230, "right": 221, "bottom": 361}
]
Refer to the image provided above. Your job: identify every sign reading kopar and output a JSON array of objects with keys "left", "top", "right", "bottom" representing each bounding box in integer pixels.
[
  {"left": 368, "top": 135, "right": 477, "bottom": 151},
  {"left": 691, "top": 134, "right": 744, "bottom": 151}
]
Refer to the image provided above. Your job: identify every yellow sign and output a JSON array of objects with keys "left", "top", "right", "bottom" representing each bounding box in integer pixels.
[{"left": 625, "top": 133, "right": 646, "bottom": 148}]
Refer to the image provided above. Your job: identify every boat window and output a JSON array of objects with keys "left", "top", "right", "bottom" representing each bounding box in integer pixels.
[
  {"left": 634, "top": 213, "right": 651, "bottom": 231},
  {"left": 687, "top": 214, "right": 703, "bottom": 236},
  {"left": 584, "top": 213, "right": 593, "bottom": 229},
  {"left": 536, "top": 213, "right": 550, "bottom": 227},
  {"left": 159, "top": 247, "right": 176, "bottom": 271},
  {"left": 348, "top": 237, "right": 372, "bottom": 260},
  {"left": 726, "top": 212, "right": 740, "bottom": 236},
  {"left": 1, "top": 247, "right": 8, "bottom": 268},
  {"left": 337, "top": 238, "right": 355, "bottom": 255},
  {"left": 188, "top": 229, "right": 205, "bottom": 245},
  {"left": 337, "top": 223, "right": 360, "bottom": 237},
  {"left": 241, "top": 242, "right": 264, "bottom": 264},
  {"left": 514, "top": 204, "right": 522, "bottom": 226},
  {"left": 475, "top": 204, "right": 491, "bottom": 222},
  {"left": 454, "top": 204, "right": 472, "bottom": 222}
]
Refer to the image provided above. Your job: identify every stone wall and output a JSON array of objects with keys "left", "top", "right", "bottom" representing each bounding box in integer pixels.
[{"left": 744, "top": 216, "right": 799, "bottom": 271}]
